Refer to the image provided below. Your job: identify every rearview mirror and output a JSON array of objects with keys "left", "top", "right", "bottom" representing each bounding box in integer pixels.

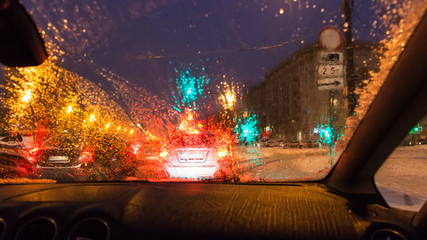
[{"left": 0, "top": 0, "right": 47, "bottom": 67}]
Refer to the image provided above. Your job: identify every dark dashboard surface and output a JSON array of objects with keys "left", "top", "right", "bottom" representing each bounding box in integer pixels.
[{"left": 0, "top": 182, "right": 420, "bottom": 240}]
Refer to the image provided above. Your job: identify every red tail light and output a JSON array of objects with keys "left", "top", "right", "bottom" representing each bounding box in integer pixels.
[
  {"left": 29, "top": 147, "right": 39, "bottom": 154},
  {"left": 160, "top": 151, "right": 168, "bottom": 158},
  {"left": 80, "top": 149, "right": 93, "bottom": 162},
  {"left": 217, "top": 150, "right": 227, "bottom": 157},
  {"left": 27, "top": 147, "right": 38, "bottom": 164}
]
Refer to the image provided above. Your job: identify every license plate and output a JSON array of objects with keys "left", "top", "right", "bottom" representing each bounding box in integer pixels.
[
  {"left": 178, "top": 152, "right": 205, "bottom": 162},
  {"left": 48, "top": 156, "right": 69, "bottom": 163}
]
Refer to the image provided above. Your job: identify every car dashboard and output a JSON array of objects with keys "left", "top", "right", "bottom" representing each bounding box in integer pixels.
[{"left": 0, "top": 182, "right": 423, "bottom": 240}]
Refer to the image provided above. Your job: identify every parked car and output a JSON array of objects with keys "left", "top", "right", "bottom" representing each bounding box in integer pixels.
[
  {"left": 265, "top": 139, "right": 284, "bottom": 147},
  {"left": 85, "top": 133, "right": 138, "bottom": 181},
  {"left": 31, "top": 134, "right": 90, "bottom": 180},
  {"left": 132, "top": 141, "right": 161, "bottom": 163},
  {"left": 31, "top": 132, "right": 138, "bottom": 181},
  {"left": 0, "top": 132, "right": 34, "bottom": 177}
]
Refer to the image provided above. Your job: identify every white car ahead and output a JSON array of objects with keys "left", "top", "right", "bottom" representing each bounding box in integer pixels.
[{"left": 162, "top": 131, "right": 231, "bottom": 180}]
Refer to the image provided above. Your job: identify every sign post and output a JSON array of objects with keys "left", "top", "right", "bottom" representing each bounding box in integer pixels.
[
  {"left": 316, "top": 27, "right": 344, "bottom": 158},
  {"left": 317, "top": 27, "right": 344, "bottom": 92},
  {"left": 317, "top": 51, "right": 344, "bottom": 91}
]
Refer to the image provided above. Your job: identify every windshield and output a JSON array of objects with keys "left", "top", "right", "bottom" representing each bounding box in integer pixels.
[{"left": 0, "top": 0, "right": 426, "bottom": 183}]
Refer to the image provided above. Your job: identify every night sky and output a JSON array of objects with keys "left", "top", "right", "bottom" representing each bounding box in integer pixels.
[{"left": 21, "top": 0, "right": 386, "bottom": 104}]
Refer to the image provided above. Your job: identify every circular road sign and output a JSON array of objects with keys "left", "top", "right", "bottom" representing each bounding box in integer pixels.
[{"left": 319, "top": 27, "right": 343, "bottom": 50}]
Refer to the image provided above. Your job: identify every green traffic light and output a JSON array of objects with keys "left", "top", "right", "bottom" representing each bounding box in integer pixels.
[{"left": 409, "top": 125, "right": 421, "bottom": 134}]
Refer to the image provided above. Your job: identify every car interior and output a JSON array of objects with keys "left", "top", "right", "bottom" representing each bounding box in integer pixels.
[{"left": 0, "top": 1, "right": 426, "bottom": 240}]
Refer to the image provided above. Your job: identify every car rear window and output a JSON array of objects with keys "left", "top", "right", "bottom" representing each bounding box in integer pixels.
[{"left": 169, "top": 133, "right": 215, "bottom": 148}]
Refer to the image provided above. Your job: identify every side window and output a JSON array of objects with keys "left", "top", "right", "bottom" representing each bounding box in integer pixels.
[{"left": 375, "top": 115, "right": 427, "bottom": 211}]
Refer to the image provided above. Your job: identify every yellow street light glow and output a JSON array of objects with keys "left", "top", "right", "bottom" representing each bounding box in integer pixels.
[
  {"left": 22, "top": 90, "right": 32, "bottom": 103},
  {"left": 220, "top": 89, "right": 236, "bottom": 110},
  {"left": 67, "top": 106, "right": 72, "bottom": 113},
  {"left": 225, "top": 91, "right": 235, "bottom": 104},
  {"left": 179, "top": 120, "right": 187, "bottom": 130},
  {"left": 130, "top": 130, "right": 134, "bottom": 134},
  {"left": 117, "top": 126, "right": 121, "bottom": 130},
  {"left": 89, "top": 114, "right": 96, "bottom": 122},
  {"left": 106, "top": 123, "right": 111, "bottom": 128}
]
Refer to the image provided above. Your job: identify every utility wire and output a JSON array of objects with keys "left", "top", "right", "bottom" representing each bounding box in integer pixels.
[{"left": 125, "top": 35, "right": 319, "bottom": 61}]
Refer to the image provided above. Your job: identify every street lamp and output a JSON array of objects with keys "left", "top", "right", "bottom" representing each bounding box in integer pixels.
[
  {"left": 21, "top": 90, "right": 36, "bottom": 144},
  {"left": 220, "top": 90, "right": 236, "bottom": 110},
  {"left": 21, "top": 90, "right": 32, "bottom": 103}
]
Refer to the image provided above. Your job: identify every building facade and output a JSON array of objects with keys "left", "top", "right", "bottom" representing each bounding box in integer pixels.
[{"left": 245, "top": 42, "right": 381, "bottom": 142}]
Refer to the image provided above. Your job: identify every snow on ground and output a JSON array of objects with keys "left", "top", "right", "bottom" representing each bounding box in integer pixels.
[
  {"left": 233, "top": 146, "right": 339, "bottom": 181},
  {"left": 234, "top": 145, "right": 427, "bottom": 211},
  {"left": 375, "top": 145, "right": 427, "bottom": 211}
]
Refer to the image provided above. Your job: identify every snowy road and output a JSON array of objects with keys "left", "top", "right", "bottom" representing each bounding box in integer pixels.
[
  {"left": 375, "top": 145, "right": 427, "bottom": 211},
  {"left": 233, "top": 145, "right": 427, "bottom": 211},
  {"left": 233, "top": 146, "right": 335, "bottom": 181}
]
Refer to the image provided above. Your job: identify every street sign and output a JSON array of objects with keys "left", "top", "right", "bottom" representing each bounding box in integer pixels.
[
  {"left": 318, "top": 51, "right": 343, "bottom": 64},
  {"left": 316, "top": 49, "right": 344, "bottom": 91},
  {"left": 319, "top": 27, "right": 343, "bottom": 50},
  {"left": 317, "top": 78, "right": 344, "bottom": 91},
  {"left": 317, "top": 64, "right": 344, "bottom": 77}
]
